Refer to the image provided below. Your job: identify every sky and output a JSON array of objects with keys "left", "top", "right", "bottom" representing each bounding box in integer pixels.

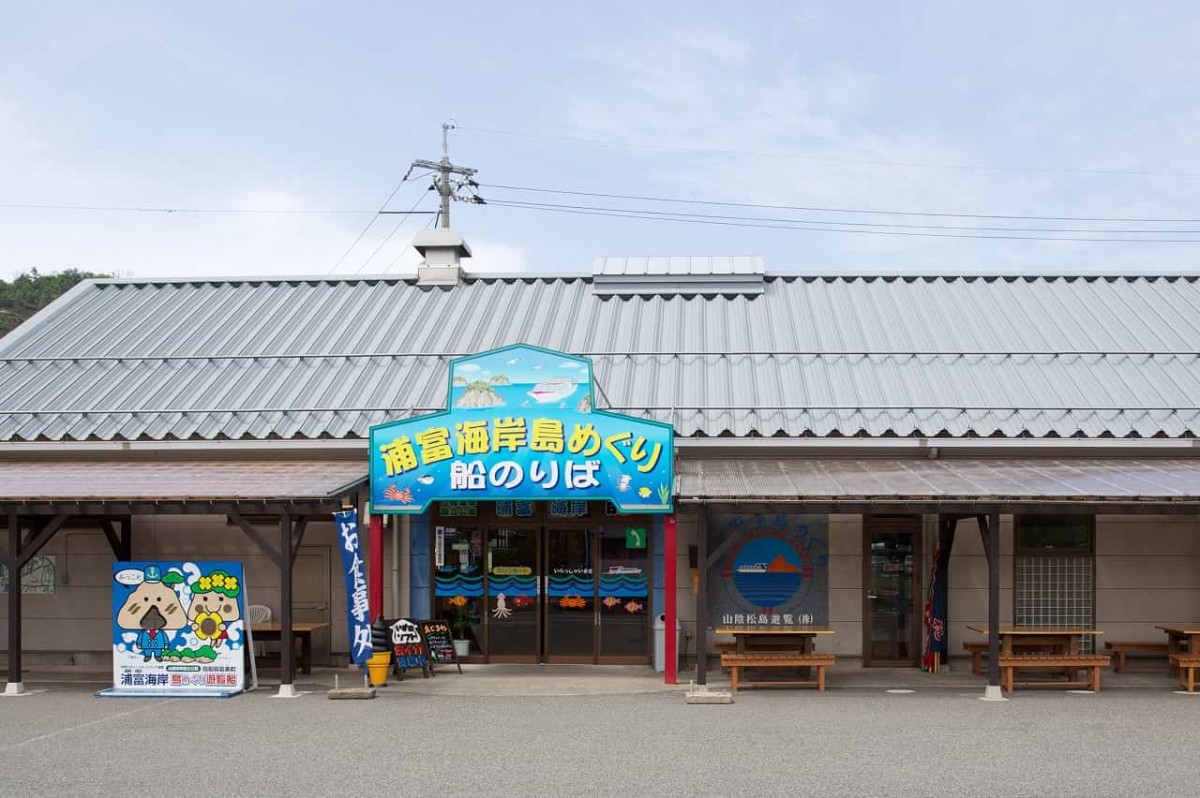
[{"left": 2, "top": 2, "right": 1199, "bottom": 280}]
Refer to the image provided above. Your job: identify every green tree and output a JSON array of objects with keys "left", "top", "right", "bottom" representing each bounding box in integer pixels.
[{"left": 0, "top": 268, "right": 108, "bottom": 338}]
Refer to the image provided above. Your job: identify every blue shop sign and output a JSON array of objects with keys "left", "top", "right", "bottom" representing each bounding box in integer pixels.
[{"left": 369, "top": 344, "right": 674, "bottom": 515}]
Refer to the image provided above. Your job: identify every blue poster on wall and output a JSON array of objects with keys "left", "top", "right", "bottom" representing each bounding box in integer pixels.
[
  {"left": 708, "top": 515, "right": 830, "bottom": 627},
  {"left": 334, "top": 509, "right": 373, "bottom": 665},
  {"left": 101, "top": 561, "right": 246, "bottom": 697},
  {"left": 369, "top": 344, "right": 674, "bottom": 515}
]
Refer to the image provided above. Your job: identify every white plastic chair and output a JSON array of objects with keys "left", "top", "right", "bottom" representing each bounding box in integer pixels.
[{"left": 248, "top": 604, "right": 272, "bottom": 656}]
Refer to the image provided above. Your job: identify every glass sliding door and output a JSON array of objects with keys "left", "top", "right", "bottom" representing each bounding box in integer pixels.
[
  {"left": 486, "top": 528, "right": 540, "bottom": 662},
  {"left": 598, "top": 527, "right": 650, "bottom": 661},
  {"left": 863, "top": 516, "right": 921, "bottom": 667},
  {"left": 433, "top": 526, "right": 485, "bottom": 658},
  {"left": 544, "top": 528, "right": 596, "bottom": 662}
]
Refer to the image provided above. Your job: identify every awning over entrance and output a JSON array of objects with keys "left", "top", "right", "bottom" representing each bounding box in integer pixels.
[
  {"left": 677, "top": 457, "right": 1200, "bottom": 510},
  {"left": 0, "top": 459, "right": 367, "bottom": 512}
]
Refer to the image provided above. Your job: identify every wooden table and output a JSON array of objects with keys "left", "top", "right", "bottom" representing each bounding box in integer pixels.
[
  {"left": 249, "top": 622, "right": 332, "bottom": 674},
  {"left": 965, "top": 625, "right": 1102, "bottom": 656},
  {"left": 1156, "top": 626, "right": 1200, "bottom": 672},
  {"left": 715, "top": 626, "right": 837, "bottom": 655}
]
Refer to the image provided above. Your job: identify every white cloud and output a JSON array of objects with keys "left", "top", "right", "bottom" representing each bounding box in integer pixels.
[{"left": 560, "top": 23, "right": 1200, "bottom": 274}]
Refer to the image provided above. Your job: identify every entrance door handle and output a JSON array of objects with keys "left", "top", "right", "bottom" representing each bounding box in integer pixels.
[{"left": 867, "top": 593, "right": 878, "bottom": 600}]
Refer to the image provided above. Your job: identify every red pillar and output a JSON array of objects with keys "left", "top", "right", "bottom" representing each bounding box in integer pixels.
[
  {"left": 664, "top": 514, "right": 677, "bottom": 685},
  {"left": 368, "top": 514, "right": 384, "bottom": 620}
]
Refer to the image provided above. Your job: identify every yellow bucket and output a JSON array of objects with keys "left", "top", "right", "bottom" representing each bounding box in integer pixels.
[{"left": 365, "top": 651, "right": 391, "bottom": 686}]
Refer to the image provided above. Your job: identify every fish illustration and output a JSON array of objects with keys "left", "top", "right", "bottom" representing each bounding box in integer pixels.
[
  {"left": 384, "top": 484, "right": 413, "bottom": 503},
  {"left": 624, "top": 600, "right": 644, "bottom": 614},
  {"left": 447, "top": 595, "right": 468, "bottom": 608},
  {"left": 602, "top": 596, "right": 622, "bottom": 608},
  {"left": 512, "top": 595, "right": 535, "bottom": 609},
  {"left": 417, "top": 475, "right": 435, "bottom": 485},
  {"left": 637, "top": 486, "right": 652, "bottom": 499}
]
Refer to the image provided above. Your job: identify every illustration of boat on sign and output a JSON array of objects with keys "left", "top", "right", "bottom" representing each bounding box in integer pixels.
[
  {"left": 527, "top": 377, "right": 577, "bottom": 404},
  {"left": 604, "top": 565, "right": 643, "bottom": 575},
  {"left": 735, "top": 562, "right": 769, "bottom": 574}
]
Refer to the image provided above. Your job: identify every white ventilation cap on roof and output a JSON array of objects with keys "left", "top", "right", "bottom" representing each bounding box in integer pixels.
[{"left": 414, "top": 228, "right": 472, "bottom": 285}]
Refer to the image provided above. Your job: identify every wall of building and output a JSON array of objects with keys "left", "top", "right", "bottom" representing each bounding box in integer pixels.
[
  {"left": 9, "top": 507, "right": 1197, "bottom": 669},
  {"left": 1, "top": 511, "right": 396, "bottom": 667},
  {"left": 677, "top": 511, "right": 864, "bottom": 658},
  {"left": 1094, "top": 514, "right": 1200, "bottom": 641}
]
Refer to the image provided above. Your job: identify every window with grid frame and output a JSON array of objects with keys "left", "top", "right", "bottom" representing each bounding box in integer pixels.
[{"left": 1014, "top": 515, "right": 1096, "bottom": 650}]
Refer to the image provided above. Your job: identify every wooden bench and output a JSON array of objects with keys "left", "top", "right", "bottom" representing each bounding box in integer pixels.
[
  {"left": 998, "top": 654, "right": 1111, "bottom": 692},
  {"left": 1170, "top": 654, "right": 1200, "bottom": 693},
  {"left": 715, "top": 641, "right": 736, "bottom": 672},
  {"left": 1104, "top": 641, "right": 1169, "bottom": 673},
  {"left": 720, "top": 652, "right": 835, "bottom": 692},
  {"left": 963, "top": 641, "right": 1051, "bottom": 675}
]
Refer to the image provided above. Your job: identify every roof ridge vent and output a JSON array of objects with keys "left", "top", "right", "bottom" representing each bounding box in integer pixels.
[{"left": 592, "top": 255, "right": 765, "bottom": 296}]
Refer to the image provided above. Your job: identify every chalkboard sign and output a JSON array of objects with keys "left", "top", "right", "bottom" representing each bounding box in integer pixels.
[
  {"left": 389, "top": 618, "right": 428, "bottom": 671},
  {"left": 418, "top": 620, "right": 462, "bottom": 674}
]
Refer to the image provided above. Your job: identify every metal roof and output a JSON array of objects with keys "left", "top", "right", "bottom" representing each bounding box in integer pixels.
[
  {"left": 0, "top": 459, "right": 367, "bottom": 503},
  {"left": 0, "top": 273, "right": 1197, "bottom": 442},
  {"left": 678, "top": 457, "right": 1200, "bottom": 506}
]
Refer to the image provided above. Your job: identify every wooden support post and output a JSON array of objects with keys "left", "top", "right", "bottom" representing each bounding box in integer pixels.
[
  {"left": 5, "top": 511, "right": 22, "bottom": 694},
  {"left": 696, "top": 509, "right": 709, "bottom": 687},
  {"left": 278, "top": 513, "right": 296, "bottom": 696},
  {"left": 368, "top": 514, "right": 384, "bottom": 621},
  {"left": 986, "top": 511, "right": 1002, "bottom": 697},
  {"left": 119, "top": 516, "right": 132, "bottom": 561},
  {"left": 664, "top": 514, "right": 677, "bottom": 685}
]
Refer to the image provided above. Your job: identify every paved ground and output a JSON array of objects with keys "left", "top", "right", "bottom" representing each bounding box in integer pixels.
[{"left": 2, "top": 665, "right": 1198, "bottom": 797}]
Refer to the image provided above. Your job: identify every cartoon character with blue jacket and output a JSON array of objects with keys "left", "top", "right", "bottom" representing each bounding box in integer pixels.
[{"left": 116, "top": 566, "right": 187, "bottom": 662}]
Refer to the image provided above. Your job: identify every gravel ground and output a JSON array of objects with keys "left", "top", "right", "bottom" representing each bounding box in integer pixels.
[{"left": 1, "top": 684, "right": 1198, "bottom": 797}]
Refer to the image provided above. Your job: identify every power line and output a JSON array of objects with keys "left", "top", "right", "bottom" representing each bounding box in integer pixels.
[
  {"left": 352, "top": 191, "right": 432, "bottom": 274},
  {"left": 0, "top": 202, "right": 382, "bottom": 214},
  {"left": 482, "top": 183, "right": 1200, "bottom": 224},
  {"left": 330, "top": 177, "right": 415, "bottom": 271},
  {"left": 487, "top": 198, "right": 1200, "bottom": 235},
  {"left": 460, "top": 125, "right": 1200, "bottom": 179},
  {"left": 487, "top": 199, "right": 1200, "bottom": 243}
]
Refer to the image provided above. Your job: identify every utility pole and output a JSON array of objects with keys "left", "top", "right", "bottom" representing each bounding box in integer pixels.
[{"left": 406, "top": 122, "right": 484, "bottom": 228}]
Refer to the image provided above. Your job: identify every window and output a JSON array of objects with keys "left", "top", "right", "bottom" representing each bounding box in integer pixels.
[{"left": 1016, "top": 515, "right": 1093, "bottom": 554}]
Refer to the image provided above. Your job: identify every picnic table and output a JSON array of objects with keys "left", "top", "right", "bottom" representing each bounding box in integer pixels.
[
  {"left": 249, "top": 622, "right": 332, "bottom": 674},
  {"left": 1155, "top": 625, "right": 1200, "bottom": 656},
  {"left": 714, "top": 626, "right": 838, "bottom": 692},
  {"left": 1155, "top": 625, "right": 1200, "bottom": 674},
  {"left": 715, "top": 625, "right": 837, "bottom": 655},
  {"left": 966, "top": 625, "right": 1108, "bottom": 691}
]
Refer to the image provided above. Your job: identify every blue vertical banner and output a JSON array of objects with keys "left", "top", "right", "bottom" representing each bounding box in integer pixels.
[{"left": 334, "top": 509, "right": 373, "bottom": 665}]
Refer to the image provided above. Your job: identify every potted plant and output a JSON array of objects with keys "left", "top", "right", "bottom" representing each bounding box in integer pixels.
[{"left": 450, "top": 608, "right": 472, "bottom": 658}]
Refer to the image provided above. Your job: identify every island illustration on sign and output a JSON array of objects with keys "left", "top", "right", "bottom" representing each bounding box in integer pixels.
[{"left": 369, "top": 344, "right": 674, "bottom": 514}]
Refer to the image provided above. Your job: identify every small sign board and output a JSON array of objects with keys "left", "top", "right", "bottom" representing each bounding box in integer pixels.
[
  {"left": 389, "top": 618, "right": 428, "bottom": 671},
  {"left": 418, "top": 620, "right": 463, "bottom": 673},
  {"left": 626, "top": 527, "right": 647, "bottom": 549}
]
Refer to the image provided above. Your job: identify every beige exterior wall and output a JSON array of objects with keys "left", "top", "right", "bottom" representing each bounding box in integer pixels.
[
  {"left": 681, "top": 511, "right": 1200, "bottom": 666},
  {"left": 1, "top": 511, "right": 396, "bottom": 666},
  {"left": 6, "top": 507, "right": 1196, "bottom": 668}
]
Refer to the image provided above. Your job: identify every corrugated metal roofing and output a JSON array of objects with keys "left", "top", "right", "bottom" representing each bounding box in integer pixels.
[
  {"left": 0, "top": 274, "right": 1197, "bottom": 441},
  {"left": 0, "top": 459, "right": 367, "bottom": 502},
  {"left": 678, "top": 458, "right": 1200, "bottom": 503}
]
